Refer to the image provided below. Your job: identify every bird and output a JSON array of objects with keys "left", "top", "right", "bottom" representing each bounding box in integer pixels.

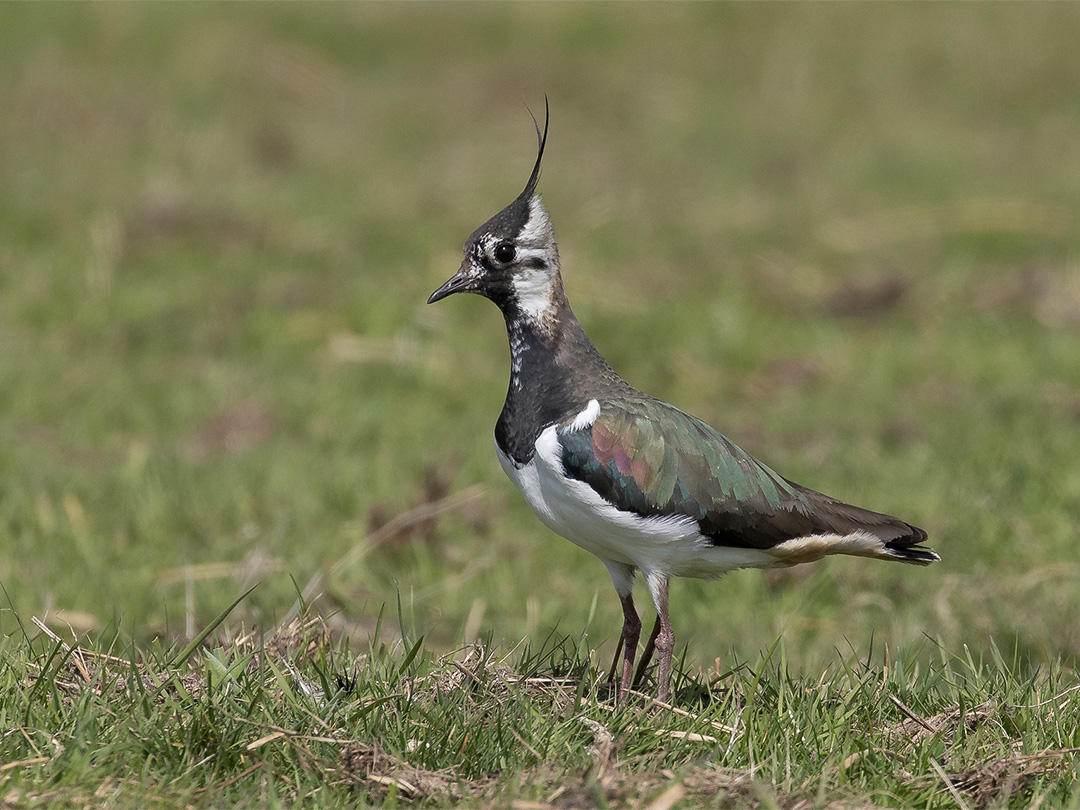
[{"left": 428, "top": 103, "right": 939, "bottom": 701}]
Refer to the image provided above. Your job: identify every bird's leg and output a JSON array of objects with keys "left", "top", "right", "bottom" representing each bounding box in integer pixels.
[
  {"left": 606, "top": 635, "right": 624, "bottom": 687},
  {"left": 631, "top": 615, "right": 661, "bottom": 689},
  {"left": 616, "top": 592, "right": 641, "bottom": 697},
  {"left": 655, "top": 606, "right": 675, "bottom": 702},
  {"left": 603, "top": 562, "right": 639, "bottom": 699},
  {"left": 645, "top": 572, "right": 675, "bottom": 702}
]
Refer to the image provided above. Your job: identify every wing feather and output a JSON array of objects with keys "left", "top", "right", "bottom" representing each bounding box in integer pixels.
[{"left": 558, "top": 397, "right": 925, "bottom": 552}]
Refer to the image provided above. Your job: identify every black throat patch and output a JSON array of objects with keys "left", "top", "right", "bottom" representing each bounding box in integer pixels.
[
  {"left": 493, "top": 299, "right": 634, "bottom": 467},
  {"left": 495, "top": 312, "right": 581, "bottom": 466}
]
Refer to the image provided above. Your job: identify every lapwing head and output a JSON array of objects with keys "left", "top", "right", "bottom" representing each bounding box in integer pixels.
[{"left": 428, "top": 100, "right": 563, "bottom": 322}]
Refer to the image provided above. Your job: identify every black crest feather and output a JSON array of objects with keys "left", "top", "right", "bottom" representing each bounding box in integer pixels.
[
  {"left": 519, "top": 96, "right": 549, "bottom": 202},
  {"left": 455, "top": 98, "right": 551, "bottom": 250}
]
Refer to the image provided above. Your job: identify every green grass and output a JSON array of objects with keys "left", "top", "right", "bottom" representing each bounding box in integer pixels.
[
  {"left": 2, "top": 619, "right": 1079, "bottom": 807},
  {"left": 2, "top": 3, "right": 1080, "bottom": 806}
]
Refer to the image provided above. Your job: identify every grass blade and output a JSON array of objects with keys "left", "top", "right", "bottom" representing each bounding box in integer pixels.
[{"left": 168, "top": 585, "right": 258, "bottom": 668}]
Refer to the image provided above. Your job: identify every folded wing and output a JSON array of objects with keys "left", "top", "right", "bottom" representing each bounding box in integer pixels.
[{"left": 557, "top": 398, "right": 935, "bottom": 562}]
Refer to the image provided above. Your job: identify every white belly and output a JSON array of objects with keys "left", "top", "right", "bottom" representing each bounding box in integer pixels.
[{"left": 495, "top": 426, "right": 779, "bottom": 579}]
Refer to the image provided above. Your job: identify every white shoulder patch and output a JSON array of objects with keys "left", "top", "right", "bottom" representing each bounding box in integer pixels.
[{"left": 567, "top": 399, "right": 601, "bottom": 432}]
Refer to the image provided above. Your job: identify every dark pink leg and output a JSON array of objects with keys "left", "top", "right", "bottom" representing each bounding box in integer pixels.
[
  {"left": 632, "top": 615, "right": 661, "bottom": 689},
  {"left": 617, "top": 592, "right": 642, "bottom": 696},
  {"left": 646, "top": 574, "right": 675, "bottom": 702}
]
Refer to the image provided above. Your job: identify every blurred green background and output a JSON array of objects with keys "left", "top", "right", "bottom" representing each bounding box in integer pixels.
[{"left": 2, "top": 3, "right": 1079, "bottom": 672}]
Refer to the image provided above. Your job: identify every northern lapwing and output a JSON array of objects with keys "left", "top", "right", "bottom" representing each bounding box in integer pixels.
[{"left": 428, "top": 104, "right": 939, "bottom": 701}]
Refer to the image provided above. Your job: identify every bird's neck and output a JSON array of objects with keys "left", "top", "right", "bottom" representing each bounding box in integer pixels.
[{"left": 495, "top": 280, "right": 632, "bottom": 466}]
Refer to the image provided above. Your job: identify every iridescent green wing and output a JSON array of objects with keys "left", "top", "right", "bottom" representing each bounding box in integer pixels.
[{"left": 558, "top": 398, "right": 823, "bottom": 549}]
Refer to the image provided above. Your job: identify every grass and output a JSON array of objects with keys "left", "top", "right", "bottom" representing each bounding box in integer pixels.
[
  {"left": 2, "top": 617, "right": 1079, "bottom": 808},
  {"left": 2, "top": 3, "right": 1080, "bottom": 806}
]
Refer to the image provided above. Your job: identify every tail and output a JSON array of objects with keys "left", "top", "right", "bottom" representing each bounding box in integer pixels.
[
  {"left": 789, "top": 482, "right": 940, "bottom": 566},
  {"left": 882, "top": 523, "right": 939, "bottom": 566}
]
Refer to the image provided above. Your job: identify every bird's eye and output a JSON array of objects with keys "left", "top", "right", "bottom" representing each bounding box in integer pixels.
[{"left": 493, "top": 243, "right": 516, "bottom": 263}]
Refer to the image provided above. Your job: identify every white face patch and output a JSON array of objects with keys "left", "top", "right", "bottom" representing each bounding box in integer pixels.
[
  {"left": 518, "top": 196, "right": 554, "bottom": 246},
  {"left": 473, "top": 195, "right": 560, "bottom": 323},
  {"left": 508, "top": 196, "right": 560, "bottom": 321},
  {"left": 511, "top": 267, "right": 556, "bottom": 320}
]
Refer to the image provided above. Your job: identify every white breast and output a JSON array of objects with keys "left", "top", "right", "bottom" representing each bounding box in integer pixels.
[{"left": 495, "top": 424, "right": 780, "bottom": 580}]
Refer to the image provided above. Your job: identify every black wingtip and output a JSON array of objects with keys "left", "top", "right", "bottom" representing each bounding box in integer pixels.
[
  {"left": 885, "top": 526, "right": 940, "bottom": 566},
  {"left": 889, "top": 546, "right": 940, "bottom": 566}
]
